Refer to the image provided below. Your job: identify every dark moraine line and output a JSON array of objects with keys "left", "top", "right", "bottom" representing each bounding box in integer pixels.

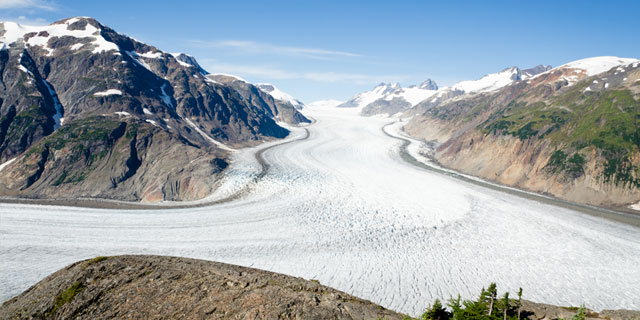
[{"left": 382, "top": 121, "right": 640, "bottom": 228}]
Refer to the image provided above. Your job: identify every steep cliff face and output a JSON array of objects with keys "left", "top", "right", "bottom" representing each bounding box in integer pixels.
[
  {"left": 0, "top": 17, "right": 297, "bottom": 201},
  {"left": 405, "top": 57, "right": 640, "bottom": 208}
]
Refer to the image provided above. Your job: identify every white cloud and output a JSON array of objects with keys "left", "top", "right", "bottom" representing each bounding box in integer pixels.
[
  {"left": 200, "top": 59, "right": 408, "bottom": 85},
  {"left": 0, "top": 15, "right": 48, "bottom": 25},
  {"left": 192, "top": 40, "right": 360, "bottom": 60},
  {"left": 0, "top": 0, "right": 57, "bottom": 10}
]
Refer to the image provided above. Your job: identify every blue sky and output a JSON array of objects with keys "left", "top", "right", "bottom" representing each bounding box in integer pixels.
[{"left": 2, "top": 0, "right": 640, "bottom": 102}]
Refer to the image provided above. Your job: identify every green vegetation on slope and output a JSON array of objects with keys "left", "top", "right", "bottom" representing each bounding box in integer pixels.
[
  {"left": 49, "top": 281, "right": 84, "bottom": 315},
  {"left": 20, "top": 116, "right": 155, "bottom": 187},
  {"left": 482, "top": 84, "right": 640, "bottom": 188},
  {"left": 408, "top": 283, "right": 588, "bottom": 320}
]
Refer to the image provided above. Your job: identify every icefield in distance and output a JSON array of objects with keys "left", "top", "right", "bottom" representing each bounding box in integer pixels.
[{"left": 1, "top": 106, "right": 640, "bottom": 316}]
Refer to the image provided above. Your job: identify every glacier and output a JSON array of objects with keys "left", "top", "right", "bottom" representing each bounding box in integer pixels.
[{"left": 1, "top": 106, "right": 639, "bottom": 316}]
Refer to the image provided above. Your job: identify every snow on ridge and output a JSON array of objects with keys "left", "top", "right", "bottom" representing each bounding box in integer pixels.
[
  {"left": 383, "top": 86, "right": 438, "bottom": 106},
  {"left": 449, "top": 67, "right": 519, "bottom": 94},
  {"left": 256, "top": 83, "right": 304, "bottom": 107},
  {"left": 0, "top": 158, "right": 17, "bottom": 173},
  {"left": 140, "top": 51, "right": 163, "bottom": 59},
  {"left": 557, "top": 56, "right": 639, "bottom": 77},
  {"left": 94, "top": 89, "right": 122, "bottom": 96},
  {"left": 125, "top": 51, "right": 154, "bottom": 72},
  {"left": 340, "top": 83, "right": 402, "bottom": 109},
  {"left": 340, "top": 81, "right": 438, "bottom": 109},
  {"left": 306, "top": 99, "right": 343, "bottom": 109},
  {"left": 0, "top": 19, "right": 119, "bottom": 55}
]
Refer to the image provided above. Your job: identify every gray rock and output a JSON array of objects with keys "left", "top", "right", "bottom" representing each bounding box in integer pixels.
[{"left": 0, "top": 255, "right": 405, "bottom": 320}]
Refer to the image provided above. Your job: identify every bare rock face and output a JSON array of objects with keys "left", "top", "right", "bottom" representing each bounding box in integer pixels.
[
  {"left": 0, "top": 255, "right": 404, "bottom": 320},
  {"left": 209, "top": 75, "right": 310, "bottom": 125}
]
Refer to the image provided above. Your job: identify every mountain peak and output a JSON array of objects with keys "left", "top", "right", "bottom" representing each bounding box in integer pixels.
[
  {"left": 417, "top": 79, "right": 438, "bottom": 90},
  {"left": 557, "top": 56, "right": 639, "bottom": 76},
  {"left": 256, "top": 83, "right": 304, "bottom": 108},
  {"left": 1, "top": 16, "right": 119, "bottom": 55}
]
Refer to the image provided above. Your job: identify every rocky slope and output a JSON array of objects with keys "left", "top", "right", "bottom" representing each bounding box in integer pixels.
[
  {"left": 404, "top": 57, "right": 640, "bottom": 209},
  {"left": 256, "top": 83, "right": 305, "bottom": 109},
  {"left": 0, "top": 17, "right": 299, "bottom": 202},
  {"left": 406, "top": 65, "right": 551, "bottom": 116},
  {"left": 1, "top": 255, "right": 638, "bottom": 320},
  {"left": 209, "top": 75, "right": 310, "bottom": 125},
  {"left": 0, "top": 255, "right": 404, "bottom": 320}
]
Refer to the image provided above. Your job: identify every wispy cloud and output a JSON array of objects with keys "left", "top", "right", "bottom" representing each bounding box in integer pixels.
[
  {"left": 192, "top": 40, "right": 361, "bottom": 60},
  {"left": 200, "top": 59, "right": 408, "bottom": 85},
  {"left": 0, "top": 0, "right": 57, "bottom": 11}
]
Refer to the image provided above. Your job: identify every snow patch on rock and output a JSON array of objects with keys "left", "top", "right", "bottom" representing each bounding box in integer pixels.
[{"left": 94, "top": 89, "right": 122, "bottom": 96}]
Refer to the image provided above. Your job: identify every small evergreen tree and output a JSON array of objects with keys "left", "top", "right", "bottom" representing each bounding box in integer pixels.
[
  {"left": 502, "top": 292, "right": 509, "bottom": 320},
  {"left": 517, "top": 288, "right": 523, "bottom": 320},
  {"left": 487, "top": 283, "right": 497, "bottom": 316},
  {"left": 447, "top": 294, "right": 463, "bottom": 320},
  {"left": 421, "top": 299, "right": 451, "bottom": 320}
]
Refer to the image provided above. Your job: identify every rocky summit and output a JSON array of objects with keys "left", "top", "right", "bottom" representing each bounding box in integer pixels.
[{"left": 0, "top": 255, "right": 404, "bottom": 320}]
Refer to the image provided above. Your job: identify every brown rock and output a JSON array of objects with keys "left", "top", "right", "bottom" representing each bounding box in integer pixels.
[{"left": 0, "top": 255, "right": 404, "bottom": 320}]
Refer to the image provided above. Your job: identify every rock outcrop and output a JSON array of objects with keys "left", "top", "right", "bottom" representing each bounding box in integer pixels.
[
  {"left": 0, "top": 255, "right": 404, "bottom": 320},
  {"left": 1, "top": 255, "right": 638, "bottom": 320}
]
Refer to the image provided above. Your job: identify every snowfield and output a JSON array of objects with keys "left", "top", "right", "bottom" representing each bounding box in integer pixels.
[{"left": 1, "top": 106, "right": 640, "bottom": 316}]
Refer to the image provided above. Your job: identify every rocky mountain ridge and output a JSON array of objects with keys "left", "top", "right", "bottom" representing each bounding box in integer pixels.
[
  {"left": 404, "top": 56, "right": 640, "bottom": 209},
  {"left": 0, "top": 17, "right": 307, "bottom": 202},
  {"left": 208, "top": 75, "right": 310, "bottom": 124},
  {"left": 337, "top": 80, "right": 440, "bottom": 116}
]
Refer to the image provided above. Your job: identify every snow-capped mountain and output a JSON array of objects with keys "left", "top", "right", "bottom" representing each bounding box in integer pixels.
[
  {"left": 528, "top": 56, "right": 639, "bottom": 85},
  {"left": 408, "top": 65, "right": 552, "bottom": 116},
  {"left": 403, "top": 55, "right": 640, "bottom": 209},
  {"left": 257, "top": 83, "right": 304, "bottom": 109},
  {"left": 0, "top": 16, "right": 302, "bottom": 202},
  {"left": 337, "top": 82, "right": 400, "bottom": 109},
  {"left": 337, "top": 80, "right": 439, "bottom": 116},
  {"left": 449, "top": 67, "right": 521, "bottom": 93},
  {"left": 208, "top": 75, "right": 309, "bottom": 124}
]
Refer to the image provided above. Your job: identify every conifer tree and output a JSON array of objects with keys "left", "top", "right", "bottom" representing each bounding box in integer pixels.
[
  {"left": 502, "top": 292, "right": 509, "bottom": 320},
  {"left": 487, "top": 283, "right": 497, "bottom": 316},
  {"left": 517, "top": 288, "right": 523, "bottom": 320}
]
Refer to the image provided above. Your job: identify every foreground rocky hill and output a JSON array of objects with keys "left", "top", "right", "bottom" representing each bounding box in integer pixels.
[
  {"left": 0, "top": 17, "right": 306, "bottom": 202},
  {"left": 404, "top": 57, "right": 640, "bottom": 209},
  {"left": 1, "top": 255, "right": 638, "bottom": 320},
  {"left": 0, "top": 255, "right": 404, "bottom": 320}
]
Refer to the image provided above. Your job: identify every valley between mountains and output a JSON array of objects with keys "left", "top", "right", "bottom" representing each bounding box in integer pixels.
[
  {"left": 2, "top": 16, "right": 640, "bottom": 317},
  {"left": 2, "top": 105, "right": 640, "bottom": 316}
]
